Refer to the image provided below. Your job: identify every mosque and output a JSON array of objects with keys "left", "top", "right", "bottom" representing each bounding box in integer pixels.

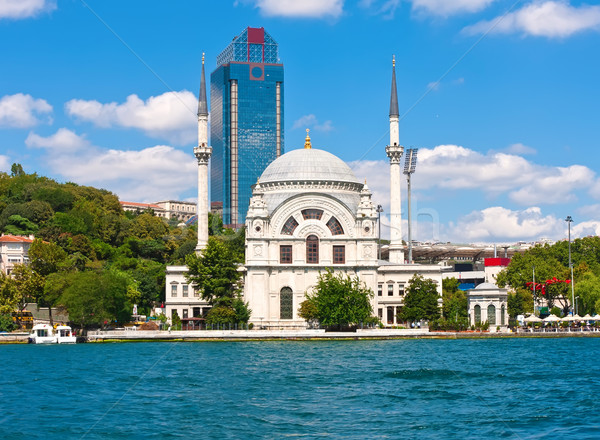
[{"left": 165, "top": 59, "right": 447, "bottom": 329}]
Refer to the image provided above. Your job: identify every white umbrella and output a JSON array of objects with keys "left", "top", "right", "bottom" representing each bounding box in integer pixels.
[
  {"left": 593, "top": 314, "right": 600, "bottom": 321},
  {"left": 524, "top": 315, "right": 542, "bottom": 323},
  {"left": 561, "top": 315, "right": 575, "bottom": 322},
  {"left": 582, "top": 314, "right": 593, "bottom": 321},
  {"left": 543, "top": 314, "right": 561, "bottom": 322}
]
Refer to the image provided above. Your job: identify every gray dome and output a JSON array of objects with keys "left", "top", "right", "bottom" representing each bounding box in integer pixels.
[
  {"left": 474, "top": 283, "right": 498, "bottom": 290},
  {"left": 259, "top": 148, "right": 360, "bottom": 184}
]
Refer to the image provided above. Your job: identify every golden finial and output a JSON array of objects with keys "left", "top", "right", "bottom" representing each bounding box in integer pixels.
[
  {"left": 392, "top": 55, "right": 395, "bottom": 68},
  {"left": 202, "top": 52, "right": 205, "bottom": 64},
  {"left": 304, "top": 128, "right": 312, "bottom": 149}
]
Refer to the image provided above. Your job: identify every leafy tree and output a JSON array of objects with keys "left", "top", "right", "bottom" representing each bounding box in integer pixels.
[
  {"left": 10, "top": 163, "right": 25, "bottom": 177},
  {"left": 4, "top": 215, "right": 38, "bottom": 235},
  {"left": 303, "top": 269, "right": 374, "bottom": 330},
  {"left": 58, "top": 270, "right": 131, "bottom": 329},
  {"left": 185, "top": 237, "right": 249, "bottom": 323},
  {"left": 0, "top": 313, "right": 17, "bottom": 332},
  {"left": 0, "top": 272, "right": 20, "bottom": 314},
  {"left": 441, "top": 278, "right": 468, "bottom": 319},
  {"left": 129, "top": 213, "right": 169, "bottom": 240},
  {"left": 398, "top": 274, "right": 440, "bottom": 323},
  {"left": 574, "top": 271, "right": 600, "bottom": 315},
  {"left": 298, "top": 297, "right": 318, "bottom": 323},
  {"left": 507, "top": 288, "right": 534, "bottom": 318}
]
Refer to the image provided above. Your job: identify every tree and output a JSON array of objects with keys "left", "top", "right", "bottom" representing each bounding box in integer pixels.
[
  {"left": 398, "top": 274, "right": 440, "bottom": 323},
  {"left": 507, "top": 288, "right": 534, "bottom": 318},
  {"left": 575, "top": 271, "right": 600, "bottom": 315},
  {"left": 58, "top": 270, "right": 131, "bottom": 329},
  {"left": 441, "top": 278, "right": 467, "bottom": 319},
  {"left": 303, "top": 269, "right": 374, "bottom": 330},
  {"left": 185, "top": 237, "right": 249, "bottom": 323}
]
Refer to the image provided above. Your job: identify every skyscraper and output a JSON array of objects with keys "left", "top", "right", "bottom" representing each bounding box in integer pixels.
[{"left": 211, "top": 26, "right": 284, "bottom": 226}]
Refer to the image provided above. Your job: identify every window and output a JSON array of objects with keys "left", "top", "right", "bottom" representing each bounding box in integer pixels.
[
  {"left": 281, "top": 216, "right": 299, "bottom": 235},
  {"left": 280, "top": 245, "right": 292, "bottom": 264},
  {"left": 171, "top": 284, "right": 177, "bottom": 297},
  {"left": 182, "top": 309, "right": 188, "bottom": 319},
  {"left": 474, "top": 305, "right": 481, "bottom": 323},
  {"left": 388, "top": 284, "right": 394, "bottom": 296},
  {"left": 378, "top": 284, "right": 383, "bottom": 296},
  {"left": 302, "top": 209, "right": 323, "bottom": 220},
  {"left": 280, "top": 287, "right": 293, "bottom": 319},
  {"left": 182, "top": 285, "right": 188, "bottom": 297},
  {"left": 387, "top": 307, "right": 394, "bottom": 324},
  {"left": 333, "top": 245, "right": 345, "bottom": 264},
  {"left": 306, "top": 235, "right": 319, "bottom": 264},
  {"left": 501, "top": 305, "right": 506, "bottom": 326},
  {"left": 378, "top": 308, "right": 383, "bottom": 319},
  {"left": 398, "top": 284, "right": 405, "bottom": 296},
  {"left": 326, "top": 217, "right": 344, "bottom": 236},
  {"left": 488, "top": 304, "right": 496, "bottom": 326}
]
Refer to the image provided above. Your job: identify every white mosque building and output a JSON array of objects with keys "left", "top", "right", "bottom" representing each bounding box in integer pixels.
[{"left": 165, "top": 58, "right": 446, "bottom": 329}]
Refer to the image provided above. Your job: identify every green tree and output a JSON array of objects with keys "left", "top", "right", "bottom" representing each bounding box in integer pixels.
[
  {"left": 441, "top": 278, "right": 468, "bottom": 319},
  {"left": 185, "top": 237, "right": 249, "bottom": 323},
  {"left": 398, "top": 274, "right": 440, "bottom": 323},
  {"left": 304, "top": 269, "right": 374, "bottom": 330},
  {"left": 575, "top": 271, "right": 600, "bottom": 315},
  {"left": 4, "top": 214, "right": 38, "bottom": 235},
  {"left": 507, "top": 288, "right": 534, "bottom": 318},
  {"left": 58, "top": 270, "right": 131, "bottom": 329}
]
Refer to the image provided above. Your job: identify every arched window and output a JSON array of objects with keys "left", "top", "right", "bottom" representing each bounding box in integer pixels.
[
  {"left": 501, "top": 305, "right": 506, "bottom": 326},
  {"left": 280, "top": 287, "right": 293, "bottom": 319},
  {"left": 488, "top": 304, "right": 496, "bottom": 326},
  {"left": 302, "top": 209, "right": 323, "bottom": 220},
  {"left": 474, "top": 305, "right": 481, "bottom": 323},
  {"left": 326, "top": 217, "right": 344, "bottom": 235},
  {"left": 306, "top": 235, "right": 319, "bottom": 264},
  {"left": 281, "top": 216, "right": 299, "bottom": 235}
]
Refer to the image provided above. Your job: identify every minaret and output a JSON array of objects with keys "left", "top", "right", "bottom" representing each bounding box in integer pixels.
[
  {"left": 195, "top": 53, "right": 212, "bottom": 253},
  {"left": 385, "top": 56, "right": 405, "bottom": 263}
]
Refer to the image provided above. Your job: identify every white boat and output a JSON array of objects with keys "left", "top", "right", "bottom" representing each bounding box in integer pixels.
[
  {"left": 56, "top": 325, "right": 77, "bottom": 344},
  {"left": 29, "top": 324, "right": 57, "bottom": 344},
  {"left": 28, "top": 324, "right": 77, "bottom": 344}
]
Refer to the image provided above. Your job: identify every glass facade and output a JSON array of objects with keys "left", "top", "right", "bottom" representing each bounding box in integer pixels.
[{"left": 211, "top": 27, "right": 284, "bottom": 226}]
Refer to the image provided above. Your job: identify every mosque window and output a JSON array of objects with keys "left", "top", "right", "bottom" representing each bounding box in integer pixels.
[
  {"left": 280, "top": 287, "right": 293, "bottom": 319},
  {"left": 171, "top": 284, "right": 177, "bottom": 297},
  {"left": 333, "top": 246, "right": 345, "bottom": 264},
  {"left": 280, "top": 245, "right": 292, "bottom": 264},
  {"left": 306, "top": 235, "right": 319, "bottom": 264},
  {"left": 302, "top": 209, "right": 323, "bottom": 220},
  {"left": 488, "top": 304, "right": 496, "bottom": 326},
  {"left": 388, "top": 284, "right": 394, "bottom": 296},
  {"left": 398, "top": 284, "right": 405, "bottom": 296},
  {"left": 474, "top": 305, "right": 481, "bottom": 323},
  {"left": 281, "top": 217, "right": 299, "bottom": 235},
  {"left": 182, "top": 285, "right": 188, "bottom": 297},
  {"left": 326, "top": 217, "right": 344, "bottom": 235},
  {"left": 377, "top": 284, "right": 383, "bottom": 296}
]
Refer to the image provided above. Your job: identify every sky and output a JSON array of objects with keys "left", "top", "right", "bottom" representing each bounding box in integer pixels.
[{"left": 1, "top": 0, "right": 599, "bottom": 244}]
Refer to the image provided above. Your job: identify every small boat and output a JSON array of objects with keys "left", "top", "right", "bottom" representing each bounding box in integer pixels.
[
  {"left": 28, "top": 324, "right": 57, "bottom": 344},
  {"left": 55, "top": 325, "right": 77, "bottom": 344},
  {"left": 28, "top": 324, "right": 77, "bottom": 344}
]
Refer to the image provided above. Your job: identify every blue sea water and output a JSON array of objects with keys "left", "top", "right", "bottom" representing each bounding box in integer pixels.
[{"left": 1, "top": 338, "right": 599, "bottom": 439}]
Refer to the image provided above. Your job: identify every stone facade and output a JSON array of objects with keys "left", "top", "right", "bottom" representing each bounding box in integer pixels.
[{"left": 467, "top": 283, "right": 509, "bottom": 328}]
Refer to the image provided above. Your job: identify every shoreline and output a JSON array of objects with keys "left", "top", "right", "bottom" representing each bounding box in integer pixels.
[{"left": 4, "top": 328, "right": 600, "bottom": 343}]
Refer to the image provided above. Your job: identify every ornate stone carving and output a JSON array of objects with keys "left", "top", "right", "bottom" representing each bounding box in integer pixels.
[
  {"left": 385, "top": 144, "right": 404, "bottom": 164},
  {"left": 194, "top": 146, "right": 212, "bottom": 165}
]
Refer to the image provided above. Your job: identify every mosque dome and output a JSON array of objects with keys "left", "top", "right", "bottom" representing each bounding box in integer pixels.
[
  {"left": 259, "top": 148, "right": 361, "bottom": 185},
  {"left": 474, "top": 283, "right": 499, "bottom": 290}
]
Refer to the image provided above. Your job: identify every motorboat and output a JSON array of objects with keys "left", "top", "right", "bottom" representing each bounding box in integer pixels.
[
  {"left": 56, "top": 325, "right": 77, "bottom": 344},
  {"left": 28, "top": 324, "right": 77, "bottom": 344},
  {"left": 28, "top": 324, "right": 57, "bottom": 344}
]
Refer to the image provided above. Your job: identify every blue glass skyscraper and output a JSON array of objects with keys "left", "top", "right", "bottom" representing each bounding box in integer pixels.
[{"left": 211, "top": 27, "right": 284, "bottom": 226}]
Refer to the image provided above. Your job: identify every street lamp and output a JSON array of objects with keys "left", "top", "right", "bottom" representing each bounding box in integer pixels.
[
  {"left": 376, "top": 205, "right": 384, "bottom": 260},
  {"left": 403, "top": 148, "right": 418, "bottom": 263},
  {"left": 575, "top": 296, "right": 580, "bottom": 316},
  {"left": 565, "top": 216, "right": 575, "bottom": 316}
]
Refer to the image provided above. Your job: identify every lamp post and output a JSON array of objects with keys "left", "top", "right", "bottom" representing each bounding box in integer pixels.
[
  {"left": 565, "top": 216, "right": 575, "bottom": 316},
  {"left": 376, "top": 205, "right": 384, "bottom": 261},
  {"left": 575, "top": 296, "right": 580, "bottom": 316},
  {"left": 403, "top": 148, "right": 418, "bottom": 263}
]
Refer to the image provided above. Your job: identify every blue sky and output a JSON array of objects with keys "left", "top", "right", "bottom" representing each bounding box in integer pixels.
[{"left": 1, "top": 0, "right": 599, "bottom": 243}]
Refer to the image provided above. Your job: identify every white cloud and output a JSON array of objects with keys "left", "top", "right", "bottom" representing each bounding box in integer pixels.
[
  {"left": 0, "top": 155, "right": 11, "bottom": 172},
  {"left": 25, "top": 128, "right": 91, "bottom": 152},
  {"left": 47, "top": 144, "right": 197, "bottom": 202},
  {"left": 253, "top": 0, "right": 343, "bottom": 18},
  {"left": 65, "top": 91, "right": 198, "bottom": 145},
  {"left": 505, "top": 142, "right": 536, "bottom": 155},
  {"left": 0, "top": 93, "right": 52, "bottom": 128},
  {"left": 573, "top": 220, "right": 600, "bottom": 238},
  {"left": 292, "top": 114, "right": 334, "bottom": 132},
  {"left": 412, "top": 0, "right": 495, "bottom": 16},
  {"left": 447, "top": 206, "right": 563, "bottom": 242},
  {"left": 0, "top": 0, "right": 55, "bottom": 19},
  {"left": 463, "top": 1, "right": 600, "bottom": 38}
]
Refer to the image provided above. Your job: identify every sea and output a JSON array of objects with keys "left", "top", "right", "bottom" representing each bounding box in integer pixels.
[{"left": 1, "top": 338, "right": 599, "bottom": 439}]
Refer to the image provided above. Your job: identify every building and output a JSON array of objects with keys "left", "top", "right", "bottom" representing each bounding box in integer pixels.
[
  {"left": 467, "top": 283, "right": 509, "bottom": 330},
  {"left": 211, "top": 26, "right": 284, "bottom": 227},
  {"left": 165, "top": 58, "right": 446, "bottom": 328},
  {"left": 119, "top": 200, "right": 196, "bottom": 222},
  {"left": 0, "top": 234, "right": 34, "bottom": 275}
]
